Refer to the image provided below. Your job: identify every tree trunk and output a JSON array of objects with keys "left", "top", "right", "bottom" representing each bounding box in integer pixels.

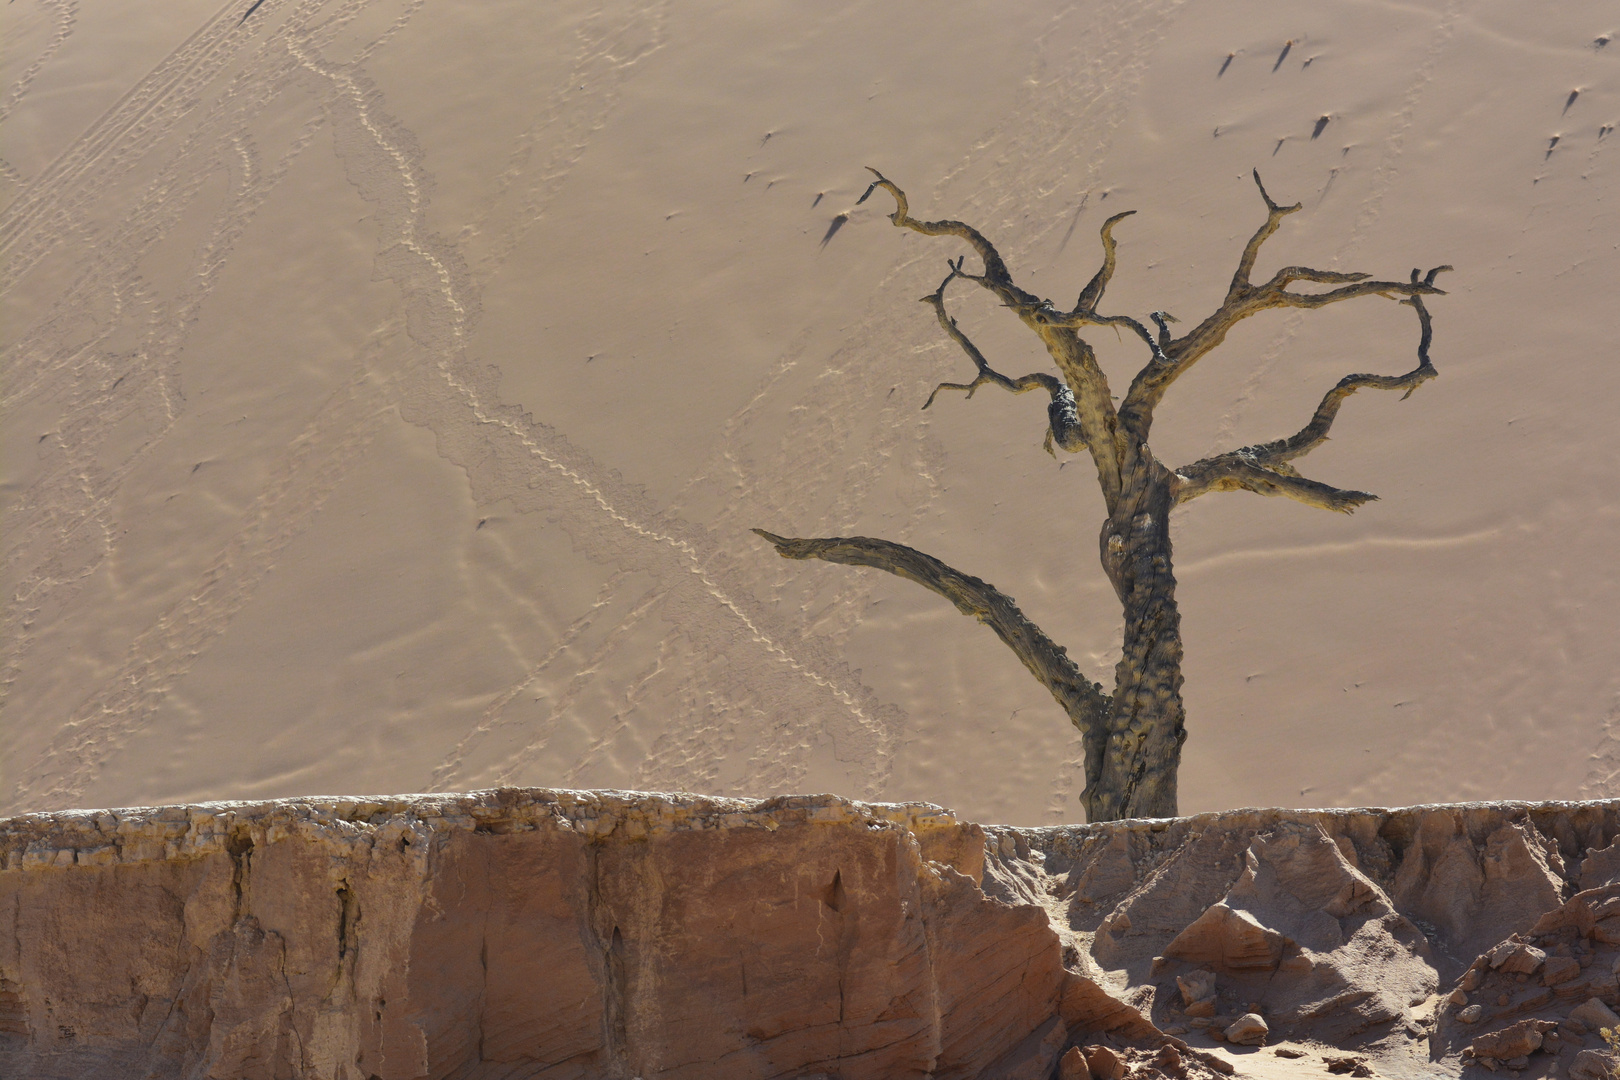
[
  {"left": 765, "top": 170, "right": 1447, "bottom": 824},
  {"left": 1087, "top": 452, "right": 1186, "bottom": 821}
]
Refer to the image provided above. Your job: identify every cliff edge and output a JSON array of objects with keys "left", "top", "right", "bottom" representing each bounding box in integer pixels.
[{"left": 3, "top": 791, "right": 1617, "bottom": 1080}]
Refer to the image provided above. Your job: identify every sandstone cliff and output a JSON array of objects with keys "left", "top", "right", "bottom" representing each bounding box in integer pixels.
[{"left": 2, "top": 792, "right": 1617, "bottom": 1079}]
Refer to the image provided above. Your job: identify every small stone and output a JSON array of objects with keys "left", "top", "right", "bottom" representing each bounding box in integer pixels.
[
  {"left": 1153, "top": 1044, "right": 1183, "bottom": 1073},
  {"left": 1506, "top": 1055, "right": 1530, "bottom": 1069},
  {"left": 1324, "top": 1055, "right": 1371, "bottom": 1075},
  {"left": 1274, "top": 1048, "right": 1307, "bottom": 1059},
  {"left": 1460, "top": 1005, "right": 1486, "bottom": 1024},
  {"left": 1571, "top": 999, "right": 1620, "bottom": 1032},
  {"left": 1186, "top": 999, "right": 1217, "bottom": 1018},
  {"left": 1225, "top": 1013, "right": 1269, "bottom": 1047},
  {"left": 1164, "top": 1024, "right": 1189, "bottom": 1036},
  {"left": 1464, "top": 969, "right": 1485, "bottom": 992},
  {"left": 1548, "top": 958, "right": 1585, "bottom": 986},
  {"left": 1060, "top": 1046, "right": 1093, "bottom": 1080},
  {"left": 1449, "top": 988, "right": 1470, "bottom": 1007}
]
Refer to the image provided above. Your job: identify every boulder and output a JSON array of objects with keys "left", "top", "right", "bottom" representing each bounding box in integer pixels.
[
  {"left": 1583, "top": 839, "right": 1620, "bottom": 891},
  {"left": 1225, "top": 1013, "right": 1269, "bottom": 1046},
  {"left": 1572, "top": 1050, "right": 1620, "bottom": 1080},
  {"left": 1162, "top": 904, "right": 1285, "bottom": 972},
  {"left": 1547, "top": 957, "right": 1585, "bottom": 986},
  {"left": 1468, "top": 1019, "right": 1558, "bottom": 1061},
  {"left": 1492, "top": 943, "right": 1548, "bottom": 974},
  {"left": 1084, "top": 1044, "right": 1126, "bottom": 1080},
  {"left": 1059, "top": 1046, "right": 1092, "bottom": 1080},
  {"left": 1571, "top": 998, "right": 1620, "bottom": 1032}
]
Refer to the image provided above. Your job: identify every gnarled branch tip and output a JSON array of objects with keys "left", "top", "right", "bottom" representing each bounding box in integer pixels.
[{"left": 1251, "top": 168, "right": 1302, "bottom": 214}]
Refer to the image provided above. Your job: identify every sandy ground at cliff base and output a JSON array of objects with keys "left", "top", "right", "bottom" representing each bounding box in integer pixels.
[{"left": 2, "top": 0, "right": 1618, "bottom": 823}]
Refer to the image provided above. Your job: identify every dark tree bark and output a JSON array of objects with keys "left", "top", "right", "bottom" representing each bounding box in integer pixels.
[{"left": 758, "top": 169, "right": 1449, "bottom": 822}]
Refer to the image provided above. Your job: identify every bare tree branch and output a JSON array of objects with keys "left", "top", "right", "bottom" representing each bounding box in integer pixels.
[
  {"left": 1119, "top": 173, "right": 1450, "bottom": 432},
  {"left": 1075, "top": 210, "right": 1137, "bottom": 311},
  {"left": 1173, "top": 290, "right": 1444, "bottom": 512},
  {"left": 860, "top": 167, "right": 1038, "bottom": 309},
  {"left": 919, "top": 259, "right": 1086, "bottom": 454},
  {"left": 1231, "top": 169, "right": 1302, "bottom": 293},
  {"left": 752, "top": 529, "right": 1109, "bottom": 740},
  {"left": 862, "top": 169, "right": 1127, "bottom": 498},
  {"left": 1173, "top": 458, "right": 1377, "bottom": 513}
]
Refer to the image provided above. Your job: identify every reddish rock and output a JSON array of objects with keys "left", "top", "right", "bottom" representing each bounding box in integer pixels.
[
  {"left": 1060, "top": 1046, "right": 1093, "bottom": 1080},
  {"left": 1225, "top": 1013, "right": 1269, "bottom": 1046},
  {"left": 0, "top": 792, "right": 1133, "bottom": 1080},
  {"left": 6, "top": 793, "right": 1620, "bottom": 1077},
  {"left": 1162, "top": 904, "right": 1284, "bottom": 972},
  {"left": 1572, "top": 1049, "right": 1620, "bottom": 1080},
  {"left": 1084, "top": 1044, "right": 1127, "bottom": 1080},
  {"left": 1547, "top": 956, "right": 1585, "bottom": 985},
  {"left": 1571, "top": 998, "right": 1620, "bottom": 1032},
  {"left": 1468, "top": 1019, "right": 1558, "bottom": 1061},
  {"left": 1493, "top": 943, "right": 1548, "bottom": 974}
]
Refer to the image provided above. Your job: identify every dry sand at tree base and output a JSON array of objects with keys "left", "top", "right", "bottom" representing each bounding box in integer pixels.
[{"left": 1, "top": 0, "right": 1618, "bottom": 824}]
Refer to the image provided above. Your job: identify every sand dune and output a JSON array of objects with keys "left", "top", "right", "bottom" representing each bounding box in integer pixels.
[{"left": 2, "top": 0, "right": 1617, "bottom": 823}]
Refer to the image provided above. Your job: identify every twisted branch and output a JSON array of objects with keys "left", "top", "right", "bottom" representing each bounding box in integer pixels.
[
  {"left": 1173, "top": 290, "right": 1444, "bottom": 512},
  {"left": 1075, "top": 210, "right": 1137, "bottom": 311},
  {"left": 752, "top": 530, "right": 1109, "bottom": 739},
  {"left": 1232, "top": 170, "right": 1302, "bottom": 292},
  {"left": 1173, "top": 459, "right": 1377, "bottom": 513},
  {"left": 919, "top": 259, "right": 1085, "bottom": 454},
  {"left": 862, "top": 169, "right": 1127, "bottom": 493},
  {"left": 859, "top": 167, "right": 1037, "bottom": 309},
  {"left": 1121, "top": 172, "right": 1450, "bottom": 432}
]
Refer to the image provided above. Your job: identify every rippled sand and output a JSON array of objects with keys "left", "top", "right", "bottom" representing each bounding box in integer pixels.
[{"left": 2, "top": 0, "right": 1616, "bottom": 822}]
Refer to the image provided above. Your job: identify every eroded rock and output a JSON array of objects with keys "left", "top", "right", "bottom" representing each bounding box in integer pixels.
[
  {"left": 1224, "top": 1013, "right": 1269, "bottom": 1046},
  {"left": 1572, "top": 1049, "right": 1620, "bottom": 1080},
  {"left": 1571, "top": 998, "right": 1620, "bottom": 1032},
  {"left": 6, "top": 792, "right": 1620, "bottom": 1077},
  {"left": 1467, "top": 1018, "right": 1558, "bottom": 1061}
]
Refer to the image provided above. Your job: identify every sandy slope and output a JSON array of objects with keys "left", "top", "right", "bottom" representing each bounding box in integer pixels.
[{"left": 1, "top": 0, "right": 1616, "bottom": 823}]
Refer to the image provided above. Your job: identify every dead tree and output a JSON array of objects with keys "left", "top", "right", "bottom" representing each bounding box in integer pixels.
[{"left": 757, "top": 168, "right": 1449, "bottom": 823}]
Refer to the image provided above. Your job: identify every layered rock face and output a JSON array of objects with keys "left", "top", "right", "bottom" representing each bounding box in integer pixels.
[{"left": 2, "top": 793, "right": 1617, "bottom": 1079}]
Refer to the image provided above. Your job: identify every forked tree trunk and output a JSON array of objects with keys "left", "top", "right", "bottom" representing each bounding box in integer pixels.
[{"left": 1090, "top": 451, "right": 1185, "bottom": 821}]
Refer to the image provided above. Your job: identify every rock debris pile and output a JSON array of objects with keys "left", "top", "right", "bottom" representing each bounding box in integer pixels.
[{"left": 2, "top": 792, "right": 1619, "bottom": 1079}]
